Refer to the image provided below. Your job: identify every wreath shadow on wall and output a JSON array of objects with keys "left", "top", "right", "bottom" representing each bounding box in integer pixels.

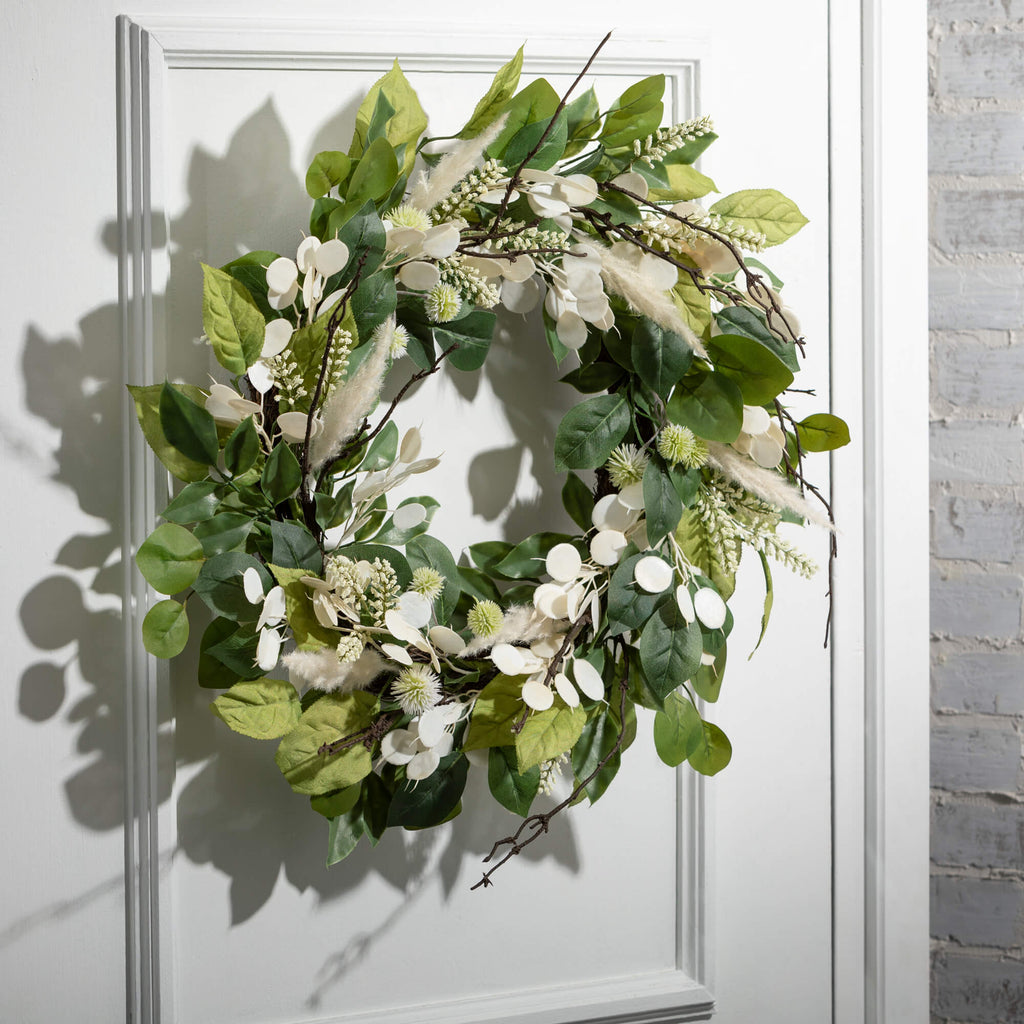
[{"left": 17, "top": 95, "right": 581, "bottom": 978}]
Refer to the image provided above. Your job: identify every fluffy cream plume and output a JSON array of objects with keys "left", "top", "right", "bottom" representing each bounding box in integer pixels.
[
  {"left": 459, "top": 604, "right": 559, "bottom": 658},
  {"left": 705, "top": 441, "right": 835, "bottom": 529},
  {"left": 310, "top": 317, "right": 394, "bottom": 472},
  {"left": 283, "top": 646, "right": 388, "bottom": 694},
  {"left": 408, "top": 114, "right": 508, "bottom": 213},
  {"left": 598, "top": 243, "right": 708, "bottom": 359}
]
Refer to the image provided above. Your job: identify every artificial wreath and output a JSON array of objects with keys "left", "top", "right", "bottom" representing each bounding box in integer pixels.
[{"left": 130, "top": 37, "right": 849, "bottom": 887}]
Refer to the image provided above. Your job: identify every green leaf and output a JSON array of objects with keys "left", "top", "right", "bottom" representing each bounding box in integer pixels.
[
  {"left": 350, "top": 269, "right": 397, "bottom": 339},
  {"left": 305, "top": 150, "right": 352, "bottom": 199},
  {"left": 561, "top": 473, "right": 594, "bottom": 532},
  {"left": 387, "top": 753, "right": 469, "bottom": 829},
  {"left": 337, "top": 543, "right": 412, "bottom": 589},
  {"left": 135, "top": 523, "right": 204, "bottom": 594},
  {"left": 600, "top": 75, "right": 665, "bottom": 150},
  {"left": 361, "top": 420, "right": 399, "bottom": 471},
  {"left": 364, "top": 89, "right": 397, "bottom": 145},
  {"left": 457, "top": 565, "right": 502, "bottom": 607},
  {"left": 638, "top": 601, "right": 703, "bottom": 703},
  {"left": 464, "top": 675, "right": 525, "bottom": 751},
  {"left": 553, "top": 394, "right": 630, "bottom": 471},
  {"left": 751, "top": 552, "right": 774, "bottom": 657},
  {"left": 158, "top": 382, "right": 220, "bottom": 466},
  {"left": 688, "top": 720, "right": 732, "bottom": 775},
  {"left": 211, "top": 677, "right": 302, "bottom": 739},
  {"left": 261, "top": 442, "right": 302, "bottom": 505},
  {"left": 662, "top": 130, "right": 718, "bottom": 166},
  {"left": 559, "top": 361, "right": 624, "bottom": 394},
  {"left": 274, "top": 691, "right": 378, "bottom": 795},
  {"left": 706, "top": 333, "right": 795, "bottom": 405},
  {"left": 495, "top": 531, "right": 574, "bottom": 580},
  {"left": 268, "top": 564, "right": 337, "bottom": 650},
  {"left": 160, "top": 480, "right": 222, "bottom": 524},
  {"left": 314, "top": 785, "right": 361, "bottom": 822},
  {"left": 198, "top": 616, "right": 248, "bottom": 688},
  {"left": 224, "top": 417, "right": 261, "bottom": 477},
  {"left": 515, "top": 699, "right": 586, "bottom": 772},
  {"left": 632, "top": 319, "right": 694, "bottom": 398},
  {"left": 674, "top": 510, "right": 736, "bottom": 601},
  {"left": 671, "top": 275, "right": 713, "bottom": 337},
  {"left": 487, "top": 78, "right": 560, "bottom": 160},
  {"left": 200, "top": 263, "right": 265, "bottom": 374},
  {"left": 350, "top": 60, "right": 427, "bottom": 177},
  {"left": 192, "top": 552, "right": 271, "bottom": 621},
  {"left": 796, "top": 413, "right": 851, "bottom": 452},
  {"left": 653, "top": 691, "right": 704, "bottom": 767},
  {"left": 372, "top": 496, "right": 439, "bottom": 547},
  {"left": 346, "top": 137, "right": 400, "bottom": 208},
  {"left": 648, "top": 163, "right": 718, "bottom": 202},
  {"left": 714, "top": 305, "right": 799, "bottom": 373},
  {"left": 562, "top": 86, "right": 601, "bottom": 159},
  {"left": 128, "top": 384, "right": 210, "bottom": 483},
  {"left": 693, "top": 643, "right": 727, "bottom": 703},
  {"left": 192, "top": 511, "right": 252, "bottom": 557},
  {"left": 458, "top": 45, "right": 524, "bottom": 139},
  {"left": 467, "top": 540, "right": 515, "bottom": 576},
  {"left": 487, "top": 746, "right": 540, "bottom": 817},
  {"left": 326, "top": 807, "right": 364, "bottom": 865},
  {"left": 435, "top": 309, "right": 497, "bottom": 372},
  {"left": 503, "top": 112, "right": 568, "bottom": 171},
  {"left": 571, "top": 702, "right": 636, "bottom": 803},
  {"left": 220, "top": 251, "right": 281, "bottom": 319},
  {"left": 709, "top": 189, "right": 809, "bottom": 247},
  {"left": 335, "top": 201, "right": 387, "bottom": 276},
  {"left": 667, "top": 372, "right": 743, "bottom": 442},
  {"left": 606, "top": 552, "right": 669, "bottom": 636},
  {"left": 142, "top": 599, "right": 189, "bottom": 658},
  {"left": 404, "top": 533, "right": 461, "bottom": 624},
  {"left": 270, "top": 520, "right": 321, "bottom": 573},
  {"left": 642, "top": 455, "right": 683, "bottom": 547}
]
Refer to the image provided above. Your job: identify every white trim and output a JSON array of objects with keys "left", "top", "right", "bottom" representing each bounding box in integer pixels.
[{"left": 116, "top": 16, "right": 714, "bottom": 1024}]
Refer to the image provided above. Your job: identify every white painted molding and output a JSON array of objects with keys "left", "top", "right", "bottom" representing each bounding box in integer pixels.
[{"left": 116, "top": 15, "right": 714, "bottom": 1024}]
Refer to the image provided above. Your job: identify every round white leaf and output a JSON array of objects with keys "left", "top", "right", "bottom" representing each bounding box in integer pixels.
[
  {"left": 553, "top": 672, "right": 580, "bottom": 708},
  {"left": 490, "top": 643, "right": 526, "bottom": 676},
  {"left": 591, "top": 493, "right": 637, "bottom": 532},
  {"left": 421, "top": 223, "right": 461, "bottom": 259},
  {"left": 313, "top": 238, "right": 349, "bottom": 277},
  {"left": 428, "top": 625, "right": 465, "bottom": 655},
  {"left": 385, "top": 610, "right": 424, "bottom": 646},
  {"left": 397, "top": 590, "right": 432, "bottom": 628},
  {"left": 501, "top": 254, "right": 536, "bottom": 283},
  {"left": 277, "top": 411, "right": 311, "bottom": 443},
  {"left": 530, "top": 635, "right": 563, "bottom": 659},
  {"left": 266, "top": 256, "right": 298, "bottom": 293},
  {"left": 556, "top": 311, "right": 588, "bottom": 350},
  {"left": 590, "top": 529, "right": 628, "bottom": 566},
  {"left": 546, "top": 542, "right": 582, "bottom": 582},
  {"left": 634, "top": 555, "right": 673, "bottom": 594},
  {"left": 381, "top": 728, "right": 417, "bottom": 765},
  {"left": 380, "top": 642, "right": 414, "bottom": 666},
  {"left": 750, "top": 434, "right": 784, "bottom": 469},
  {"left": 742, "top": 404, "right": 772, "bottom": 435},
  {"left": 242, "top": 567, "right": 264, "bottom": 604},
  {"left": 247, "top": 360, "right": 275, "bottom": 395},
  {"left": 295, "top": 235, "right": 321, "bottom": 273},
  {"left": 522, "top": 680, "right": 555, "bottom": 711},
  {"left": 398, "top": 260, "right": 441, "bottom": 291},
  {"left": 416, "top": 706, "right": 448, "bottom": 748},
  {"left": 394, "top": 502, "right": 427, "bottom": 530},
  {"left": 693, "top": 587, "right": 728, "bottom": 629},
  {"left": 501, "top": 277, "right": 541, "bottom": 314},
  {"left": 639, "top": 251, "right": 679, "bottom": 292},
  {"left": 407, "top": 748, "right": 440, "bottom": 780},
  {"left": 262, "top": 318, "right": 293, "bottom": 358},
  {"left": 676, "top": 584, "right": 695, "bottom": 623},
  {"left": 256, "top": 627, "right": 283, "bottom": 672},
  {"left": 571, "top": 658, "right": 605, "bottom": 701},
  {"left": 618, "top": 481, "right": 645, "bottom": 511}
]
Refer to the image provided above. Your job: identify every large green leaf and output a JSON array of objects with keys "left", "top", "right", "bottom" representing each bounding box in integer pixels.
[
  {"left": 632, "top": 319, "right": 694, "bottom": 398},
  {"left": 160, "top": 480, "right": 222, "bottom": 524},
  {"left": 642, "top": 455, "right": 683, "bottom": 547},
  {"left": 714, "top": 305, "right": 799, "bottom": 373},
  {"left": 561, "top": 473, "right": 594, "bottom": 532},
  {"left": 261, "top": 442, "right": 302, "bottom": 505},
  {"left": 201, "top": 263, "right": 265, "bottom": 374},
  {"left": 600, "top": 75, "right": 665, "bottom": 150},
  {"left": 503, "top": 112, "right": 568, "bottom": 171},
  {"left": 224, "top": 417, "right": 261, "bottom": 477},
  {"left": 495, "top": 531, "right": 574, "bottom": 580},
  {"left": 688, "top": 721, "right": 732, "bottom": 775},
  {"left": 709, "top": 189, "right": 808, "bottom": 247},
  {"left": 434, "top": 310, "right": 497, "bottom": 372},
  {"left": 571, "top": 701, "right": 637, "bottom": 803},
  {"left": 649, "top": 163, "right": 718, "bottom": 202},
  {"left": 192, "top": 512, "right": 252, "bottom": 557},
  {"left": 706, "top": 333, "right": 794, "bottom": 405},
  {"left": 270, "top": 521, "right": 321, "bottom": 573},
  {"left": 350, "top": 60, "right": 427, "bottom": 177},
  {"left": 305, "top": 150, "right": 352, "bottom": 199},
  {"left": 553, "top": 395, "right": 630, "bottom": 471},
  {"left": 335, "top": 201, "right": 387, "bottom": 277},
  {"left": 346, "top": 137, "right": 400, "bottom": 208},
  {"left": 653, "top": 691, "right": 704, "bottom": 767},
  {"left": 159, "top": 382, "right": 220, "bottom": 466},
  {"left": 220, "top": 251, "right": 281, "bottom": 319},
  {"left": 142, "top": 599, "right": 189, "bottom": 658},
  {"left": 192, "top": 551, "right": 272, "bottom": 621},
  {"left": 458, "top": 45, "right": 524, "bottom": 139},
  {"left": 515, "top": 699, "right": 586, "bottom": 772},
  {"left": 274, "top": 691, "right": 378, "bottom": 795},
  {"left": 667, "top": 372, "right": 743, "bottom": 442},
  {"left": 128, "top": 384, "right": 210, "bottom": 483},
  {"left": 198, "top": 616, "right": 251, "bottom": 688},
  {"left": 136, "top": 523, "right": 205, "bottom": 595},
  {"left": 406, "top": 534, "right": 461, "bottom": 624},
  {"left": 211, "top": 678, "right": 302, "bottom": 739},
  {"left": 326, "top": 806, "right": 364, "bottom": 865},
  {"left": 387, "top": 753, "right": 469, "bottom": 828},
  {"left": 638, "top": 601, "right": 703, "bottom": 703},
  {"left": 486, "top": 78, "right": 560, "bottom": 160},
  {"left": 562, "top": 86, "right": 601, "bottom": 159},
  {"left": 464, "top": 676, "right": 525, "bottom": 751},
  {"left": 487, "top": 745, "right": 540, "bottom": 817},
  {"left": 796, "top": 413, "right": 851, "bottom": 452}
]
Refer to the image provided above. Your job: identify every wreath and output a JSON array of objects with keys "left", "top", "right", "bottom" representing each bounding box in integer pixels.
[{"left": 130, "top": 36, "right": 849, "bottom": 888}]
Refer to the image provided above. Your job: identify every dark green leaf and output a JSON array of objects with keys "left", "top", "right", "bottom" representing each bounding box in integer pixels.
[
  {"left": 193, "top": 511, "right": 253, "bottom": 557},
  {"left": 488, "top": 746, "right": 540, "bottom": 817},
  {"left": 633, "top": 319, "right": 694, "bottom": 398},
  {"left": 335, "top": 201, "right": 387, "bottom": 276},
  {"left": 337, "top": 543, "right": 412, "bottom": 589},
  {"left": 192, "top": 552, "right": 271, "bottom": 621},
  {"left": 198, "top": 616, "right": 250, "bottom": 688},
  {"left": 714, "top": 305, "right": 799, "bottom": 373},
  {"left": 220, "top": 251, "right": 281, "bottom": 319},
  {"left": 346, "top": 136, "right": 399, "bottom": 209},
  {"left": 667, "top": 372, "right": 743, "bottom": 442},
  {"left": 571, "top": 702, "right": 636, "bottom": 803},
  {"left": 553, "top": 394, "right": 630, "bottom": 471},
  {"left": 129, "top": 383, "right": 210, "bottom": 482},
  {"left": 350, "top": 269, "right": 397, "bottom": 339},
  {"left": 387, "top": 753, "right": 469, "bottom": 828},
  {"left": 638, "top": 601, "right": 703, "bottom": 703},
  {"left": 158, "top": 383, "right": 220, "bottom": 466},
  {"left": 361, "top": 420, "right": 399, "bottom": 471},
  {"left": 600, "top": 75, "right": 665, "bottom": 150},
  {"left": 561, "top": 473, "right": 594, "bottom": 532},
  {"left": 606, "top": 552, "right": 669, "bottom": 636},
  {"left": 435, "top": 310, "right": 497, "bottom": 372},
  {"left": 503, "top": 112, "right": 568, "bottom": 171},
  {"left": 495, "top": 531, "right": 575, "bottom": 580},
  {"left": 406, "top": 534, "right": 461, "bottom": 623},
  {"left": 642, "top": 455, "right": 683, "bottom": 547},
  {"left": 693, "top": 643, "right": 727, "bottom": 703},
  {"left": 270, "top": 520, "right": 322, "bottom": 572},
  {"left": 261, "top": 442, "right": 302, "bottom": 504},
  {"left": 751, "top": 552, "right": 774, "bottom": 658},
  {"left": 224, "top": 417, "right": 261, "bottom": 477},
  {"left": 559, "top": 361, "right": 624, "bottom": 394},
  {"left": 706, "top": 333, "right": 794, "bottom": 405},
  {"left": 360, "top": 772, "right": 393, "bottom": 845},
  {"left": 486, "top": 78, "right": 560, "bottom": 160},
  {"left": 326, "top": 807, "right": 364, "bottom": 865}
]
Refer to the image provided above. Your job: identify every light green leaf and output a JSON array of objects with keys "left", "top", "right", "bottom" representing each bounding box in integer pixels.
[
  {"left": 671, "top": 274, "right": 712, "bottom": 336},
  {"left": 751, "top": 552, "right": 774, "bottom": 658},
  {"left": 515, "top": 698, "right": 586, "bottom": 772},
  {"left": 796, "top": 413, "right": 851, "bottom": 452},
  {"left": 211, "top": 677, "right": 302, "bottom": 739},
  {"left": 201, "top": 263, "right": 265, "bottom": 374},
  {"left": 674, "top": 510, "right": 736, "bottom": 601},
  {"left": 653, "top": 691, "right": 704, "bottom": 767},
  {"left": 135, "top": 523, "right": 204, "bottom": 595},
  {"left": 464, "top": 675, "right": 525, "bottom": 751},
  {"left": 709, "top": 188, "right": 808, "bottom": 247},
  {"left": 267, "top": 563, "right": 336, "bottom": 650},
  {"left": 649, "top": 163, "right": 718, "bottom": 201},
  {"left": 486, "top": 78, "right": 560, "bottom": 160},
  {"left": 128, "top": 383, "right": 210, "bottom": 483},
  {"left": 554, "top": 394, "right": 630, "bottom": 471},
  {"left": 142, "top": 599, "right": 189, "bottom": 658},
  {"left": 274, "top": 691, "right": 378, "bottom": 796},
  {"left": 350, "top": 60, "right": 427, "bottom": 177},
  {"left": 600, "top": 75, "right": 665, "bottom": 150},
  {"left": 305, "top": 150, "right": 352, "bottom": 199},
  {"left": 688, "top": 720, "right": 732, "bottom": 775},
  {"left": 487, "top": 746, "right": 540, "bottom": 817},
  {"left": 458, "top": 45, "right": 524, "bottom": 139}
]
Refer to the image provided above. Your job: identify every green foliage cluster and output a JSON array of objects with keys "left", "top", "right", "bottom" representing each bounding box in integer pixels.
[{"left": 129, "top": 43, "right": 848, "bottom": 884}]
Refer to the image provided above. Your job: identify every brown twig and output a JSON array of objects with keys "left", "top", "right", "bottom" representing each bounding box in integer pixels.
[{"left": 318, "top": 712, "right": 397, "bottom": 757}]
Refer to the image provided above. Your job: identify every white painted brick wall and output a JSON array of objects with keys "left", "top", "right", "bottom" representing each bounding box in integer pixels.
[{"left": 930, "top": 2, "right": 1024, "bottom": 1018}]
